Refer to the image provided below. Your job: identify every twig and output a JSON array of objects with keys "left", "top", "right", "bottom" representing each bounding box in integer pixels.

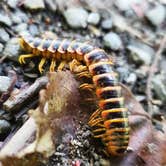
[{"left": 146, "top": 35, "right": 166, "bottom": 114}]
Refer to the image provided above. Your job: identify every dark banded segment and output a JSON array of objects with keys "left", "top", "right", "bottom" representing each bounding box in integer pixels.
[
  {"left": 89, "top": 62, "right": 113, "bottom": 75},
  {"left": 84, "top": 49, "right": 108, "bottom": 65},
  {"left": 99, "top": 98, "right": 124, "bottom": 110},
  {"left": 93, "top": 73, "right": 118, "bottom": 87},
  {"left": 42, "top": 39, "right": 52, "bottom": 50},
  {"left": 58, "top": 40, "right": 71, "bottom": 53},
  {"left": 76, "top": 43, "right": 94, "bottom": 54},
  {"left": 96, "top": 86, "right": 121, "bottom": 99},
  {"left": 101, "top": 109, "right": 127, "bottom": 120},
  {"left": 32, "top": 38, "right": 41, "bottom": 48},
  {"left": 52, "top": 39, "right": 62, "bottom": 51}
]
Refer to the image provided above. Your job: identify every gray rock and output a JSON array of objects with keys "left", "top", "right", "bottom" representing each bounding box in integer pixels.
[
  {"left": 0, "top": 76, "right": 11, "bottom": 93},
  {"left": 3, "top": 37, "right": 20, "bottom": 61},
  {"left": 145, "top": 5, "right": 166, "bottom": 26},
  {"left": 7, "top": 0, "right": 19, "bottom": 9},
  {"left": 23, "top": 0, "right": 45, "bottom": 10},
  {"left": 64, "top": 8, "right": 88, "bottom": 28},
  {"left": 11, "top": 10, "right": 29, "bottom": 24},
  {"left": 101, "top": 18, "right": 113, "bottom": 29},
  {"left": 0, "top": 119, "right": 11, "bottom": 139},
  {"left": 126, "top": 73, "right": 137, "bottom": 84},
  {"left": 103, "top": 32, "right": 122, "bottom": 50},
  {"left": 0, "top": 43, "right": 3, "bottom": 52},
  {"left": 0, "top": 13, "right": 12, "bottom": 26},
  {"left": 0, "top": 28, "right": 10, "bottom": 43},
  {"left": 127, "top": 41, "right": 154, "bottom": 65},
  {"left": 87, "top": 12, "right": 100, "bottom": 25},
  {"left": 29, "top": 24, "right": 39, "bottom": 36},
  {"left": 14, "top": 23, "right": 27, "bottom": 34},
  {"left": 45, "top": 0, "right": 57, "bottom": 12},
  {"left": 152, "top": 73, "right": 166, "bottom": 102}
]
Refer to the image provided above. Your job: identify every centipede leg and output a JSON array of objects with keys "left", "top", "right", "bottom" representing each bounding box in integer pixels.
[
  {"left": 49, "top": 59, "right": 56, "bottom": 72},
  {"left": 69, "top": 59, "right": 87, "bottom": 73},
  {"left": 38, "top": 57, "right": 46, "bottom": 73},
  {"left": 79, "top": 83, "right": 94, "bottom": 91},
  {"left": 19, "top": 54, "right": 36, "bottom": 64},
  {"left": 58, "top": 60, "right": 66, "bottom": 71}
]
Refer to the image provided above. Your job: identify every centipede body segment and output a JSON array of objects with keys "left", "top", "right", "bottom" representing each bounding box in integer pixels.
[{"left": 19, "top": 36, "right": 130, "bottom": 156}]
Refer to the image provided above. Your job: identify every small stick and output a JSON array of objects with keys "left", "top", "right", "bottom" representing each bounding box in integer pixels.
[
  {"left": 3, "top": 76, "right": 48, "bottom": 112},
  {"left": 146, "top": 35, "right": 166, "bottom": 114}
]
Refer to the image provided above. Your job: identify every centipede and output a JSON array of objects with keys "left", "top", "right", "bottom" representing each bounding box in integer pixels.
[{"left": 18, "top": 35, "right": 130, "bottom": 156}]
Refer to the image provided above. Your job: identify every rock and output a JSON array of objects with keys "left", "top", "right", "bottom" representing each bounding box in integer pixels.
[
  {"left": 29, "top": 24, "right": 39, "bottom": 36},
  {"left": 0, "top": 119, "right": 11, "bottom": 140},
  {"left": 126, "top": 72, "right": 137, "bottom": 84},
  {"left": 23, "top": 0, "right": 45, "bottom": 10},
  {"left": 103, "top": 32, "right": 122, "bottom": 50},
  {"left": 3, "top": 38, "right": 20, "bottom": 61},
  {"left": 14, "top": 23, "right": 28, "bottom": 34},
  {"left": 0, "top": 43, "right": 3, "bottom": 52},
  {"left": 0, "top": 76, "right": 11, "bottom": 93},
  {"left": 99, "top": 158, "right": 110, "bottom": 166},
  {"left": 87, "top": 12, "right": 100, "bottom": 25},
  {"left": 0, "top": 13, "right": 12, "bottom": 26},
  {"left": 0, "top": 28, "right": 10, "bottom": 43},
  {"left": 7, "top": 0, "right": 19, "bottom": 9},
  {"left": 45, "top": 0, "right": 57, "bottom": 12},
  {"left": 101, "top": 18, "right": 113, "bottom": 29},
  {"left": 114, "top": 0, "right": 131, "bottom": 11},
  {"left": 145, "top": 5, "right": 165, "bottom": 26},
  {"left": 11, "top": 10, "right": 29, "bottom": 24},
  {"left": 152, "top": 73, "right": 166, "bottom": 102},
  {"left": 127, "top": 41, "right": 154, "bottom": 65},
  {"left": 64, "top": 8, "right": 88, "bottom": 28}
]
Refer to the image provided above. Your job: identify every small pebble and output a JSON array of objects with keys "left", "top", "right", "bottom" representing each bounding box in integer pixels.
[
  {"left": 14, "top": 23, "right": 28, "bottom": 34},
  {"left": 23, "top": 0, "right": 45, "bottom": 10},
  {"left": 0, "top": 76, "right": 11, "bottom": 93},
  {"left": 126, "top": 73, "right": 137, "bottom": 84},
  {"left": 145, "top": 5, "right": 166, "bottom": 26},
  {"left": 29, "top": 24, "right": 39, "bottom": 36},
  {"left": 3, "top": 37, "right": 20, "bottom": 61},
  {"left": 127, "top": 41, "right": 154, "bottom": 65},
  {"left": 0, "top": 13, "right": 12, "bottom": 26},
  {"left": 64, "top": 8, "right": 88, "bottom": 28},
  {"left": 101, "top": 18, "right": 113, "bottom": 29},
  {"left": 99, "top": 158, "right": 110, "bottom": 166},
  {"left": 87, "top": 12, "right": 100, "bottom": 25},
  {"left": 7, "top": 0, "right": 19, "bottom": 9},
  {"left": 45, "top": 0, "right": 57, "bottom": 12},
  {"left": 0, "top": 43, "right": 4, "bottom": 52},
  {"left": 0, "top": 119, "right": 11, "bottom": 141},
  {"left": 152, "top": 72, "right": 166, "bottom": 102},
  {"left": 103, "top": 32, "right": 122, "bottom": 50},
  {"left": 11, "top": 10, "right": 29, "bottom": 24},
  {"left": 0, "top": 28, "right": 10, "bottom": 43}
]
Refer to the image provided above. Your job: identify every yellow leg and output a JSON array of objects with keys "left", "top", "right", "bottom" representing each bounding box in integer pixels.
[
  {"left": 69, "top": 59, "right": 87, "bottom": 73},
  {"left": 79, "top": 83, "right": 94, "bottom": 91},
  {"left": 89, "top": 109, "right": 101, "bottom": 121},
  {"left": 18, "top": 54, "right": 36, "bottom": 64},
  {"left": 76, "top": 71, "right": 92, "bottom": 79},
  {"left": 89, "top": 117, "right": 103, "bottom": 127},
  {"left": 49, "top": 59, "right": 56, "bottom": 72},
  {"left": 38, "top": 57, "right": 46, "bottom": 73},
  {"left": 58, "top": 61, "right": 66, "bottom": 71}
]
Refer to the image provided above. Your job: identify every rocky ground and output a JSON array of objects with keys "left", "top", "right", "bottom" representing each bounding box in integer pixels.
[{"left": 0, "top": 0, "right": 165, "bottom": 165}]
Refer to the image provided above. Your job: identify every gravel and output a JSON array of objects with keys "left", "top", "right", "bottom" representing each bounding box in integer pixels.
[
  {"left": 45, "top": 0, "right": 57, "bottom": 12},
  {"left": 7, "top": 0, "right": 19, "bottom": 9},
  {"left": 145, "top": 5, "right": 166, "bottom": 26},
  {"left": 0, "top": 43, "right": 3, "bottom": 52},
  {"left": 0, "top": 76, "right": 11, "bottom": 93},
  {"left": 101, "top": 18, "right": 113, "bottom": 30},
  {"left": 0, "top": 13, "right": 12, "bottom": 26},
  {"left": 3, "top": 38, "right": 20, "bottom": 61},
  {"left": 103, "top": 32, "right": 122, "bottom": 50},
  {"left": 0, "top": 119, "right": 11, "bottom": 141},
  {"left": 0, "top": 28, "right": 10, "bottom": 43},
  {"left": 87, "top": 12, "right": 100, "bottom": 25},
  {"left": 127, "top": 41, "right": 154, "bottom": 65},
  {"left": 23, "top": 0, "right": 45, "bottom": 10},
  {"left": 63, "top": 8, "right": 89, "bottom": 28},
  {"left": 152, "top": 73, "right": 166, "bottom": 102},
  {"left": 14, "top": 23, "right": 28, "bottom": 34}
]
